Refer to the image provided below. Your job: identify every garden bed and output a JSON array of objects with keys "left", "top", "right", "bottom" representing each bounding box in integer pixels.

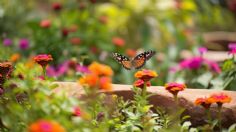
[{"left": 54, "top": 82, "right": 236, "bottom": 128}]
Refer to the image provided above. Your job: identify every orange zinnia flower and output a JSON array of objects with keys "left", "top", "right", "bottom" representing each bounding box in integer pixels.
[
  {"left": 28, "top": 119, "right": 65, "bottom": 132},
  {"left": 134, "top": 69, "right": 158, "bottom": 82},
  {"left": 79, "top": 74, "right": 112, "bottom": 91},
  {"left": 209, "top": 93, "right": 232, "bottom": 106},
  {"left": 0, "top": 61, "right": 13, "bottom": 77},
  {"left": 34, "top": 54, "right": 53, "bottom": 67},
  {"left": 79, "top": 62, "right": 113, "bottom": 91},
  {"left": 112, "top": 37, "right": 125, "bottom": 47},
  {"left": 79, "top": 73, "right": 99, "bottom": 88},
  {"left": 165, "top": 82, "right": 186, "bottom": 96},
  {"left": 99, "top": 76, "right": 112, "bottom": 91},
  {"left": 10, "top": 53, "right": 21, "bottom": 62},
  {"left": 88, "top": 62, "right": 113, "bottom": 77},
  {"left": 133, "top": 79, "right": 151, "bottom": 89},
  {"left": 195, "top": 97, "right": 214, "bottom": 109},
  {"left": 125, "top": 49, "right": 136, "bottom": 57}
]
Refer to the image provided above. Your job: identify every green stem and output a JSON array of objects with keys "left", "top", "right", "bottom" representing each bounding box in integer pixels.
[
  {"left": 217, "top": 105, "right": 222, "bottom": 131},
  {"left": 42, "top": 66, "right": 46, "bottom": 79},
  {"left": 142, "top": 82, "right": 147, "bottom": 97},
  {"left": 173, "top": 94, "right": 178, "bottom": 106},
  {"left": 206, "top": 108, "right": 212, "bottom": 124}
]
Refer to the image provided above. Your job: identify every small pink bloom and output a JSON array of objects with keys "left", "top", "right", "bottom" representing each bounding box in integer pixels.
[
  {"left": 205, "top": 60, "right": 221, "bottom": 73},
  {"left": 3, "top": 38, "right": 12, "bottom": 46},
  {"left": 198, "top": 47, "right": 208, "bottom": 55},
  {"left": 76, "top": 65, "right": 90, "bottom": 73},
  {"left": 40, "top": 19, "right": 51, "bottom": 28},
  {"left": 73, "top": 107, "right": 81, "bottom": 116},
  {"left": 228, "top": 43, "right": 236, "bottom": 55}
]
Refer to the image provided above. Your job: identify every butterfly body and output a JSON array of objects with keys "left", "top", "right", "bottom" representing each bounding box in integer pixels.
[{"left": 112, "top": 50, "right": 156, "bottom": 70}]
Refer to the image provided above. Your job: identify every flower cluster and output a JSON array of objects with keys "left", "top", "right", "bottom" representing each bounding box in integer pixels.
[
  {"left": 177, "top": 56, "right": 221, "bottom": 73},
  {"left": 28, "top": 119, "right": 65, "bottom": 132},
  {"left": 133, "top": 69, "right": 157, "bottom": 88},
  {"left": 46, "top": 60, "right": 89, "bottom": 77},
  {"left": 79, "top": 62, "right": 113, "bottom": 91},
  {"left": 195, "top": 93, "right": 232, "bottom": 109}
]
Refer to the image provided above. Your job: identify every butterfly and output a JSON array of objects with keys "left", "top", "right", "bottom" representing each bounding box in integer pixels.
[{"left": 111, "top": 50, "right": 156, "bottom": 70}]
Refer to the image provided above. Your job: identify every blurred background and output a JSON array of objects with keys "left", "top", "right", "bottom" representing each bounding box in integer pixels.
[{"left": 1, "top": 0, "right": 236, "bottom": 90}]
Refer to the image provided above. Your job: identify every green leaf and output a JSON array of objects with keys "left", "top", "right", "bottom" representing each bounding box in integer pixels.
[{"left": 228, "top": 123, "right": 236, "bottom": 132}]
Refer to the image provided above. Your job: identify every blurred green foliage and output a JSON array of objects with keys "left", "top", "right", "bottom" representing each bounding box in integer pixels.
[{"left": 0, "top": 0, "right": 236, "bottom": 87}]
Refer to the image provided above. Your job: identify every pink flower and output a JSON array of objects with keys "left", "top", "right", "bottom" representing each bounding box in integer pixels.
[
  {"left": 3, "top": 38, "right": 12, "bottom": 46},
  {"left": 73, "top": 106, "right": 81, "bottom": 116},
  {"left": 40, "top": 19, "right": 51, "bottom": 28},
  {"left": 188, "top": 57, "right": 203, "bottom": 69},
  {"left": 228, "top": 43, "right": 236, "bottom": 55},
  {"left": 46, "top": 65, "right": 68, "bottom": 77},
  {"left": 198, "top": 47, "right": 208, "bottom": 55},
  {"left": 165, "top": 82, "right": 186, "bottom": 96},
  {"left": 76, "top": 65, "right": 90, "bottom": 73},
  {"left": 19, "top": 39, "right": 29, "bottom": 50},
  {"left": 179, "top": 57, "right": 203, "bottom": 70},
  {"left": 205, "top": 60, "right": 221, "bottom": 73}
]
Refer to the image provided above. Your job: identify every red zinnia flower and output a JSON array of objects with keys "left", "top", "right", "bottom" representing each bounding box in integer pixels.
[
  {"left": 134, "top": 69, "right": 158, "bottom": 82},
  {"left": 165, "top": 82, "right": 186, "bottom": 96},
  {"left": 34, "top": 54, "right": 53, "bottom": 67},
  {"left": 70, "top": 37, "right": 81, "bottom": 45},
  {"left": 52, "top": 2, "right": 62, "bottom": 11},
  {"left": 134, "top": 79, "right": 151, "bottom": 89}
]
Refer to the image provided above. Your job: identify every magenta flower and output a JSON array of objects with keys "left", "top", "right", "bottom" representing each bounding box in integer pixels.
[
  {"left": 228, "top": 43, "right": 236, "bottom": 55},
  {"left": 47, "top": 64, "right": 68, "bottom": 77},
  {"left": 177, "top": 56, "right": 220, "bottom": 73},
  {"left": 188, "top": 57, "right": 204, "bottom": 69},
  {"left": 198, "top": 47, "right": 208, "bottom": 55},
  {"left": 76, "top": 65, "right": 90, "bottom": 73},
  {"left": 3, "top": 38, "right": 12, "bottom": 46},
  {"left": 180, "top": 57, "right": 203, "bottom": 70},
  {"left": 19, "top": 39, "right": 29, "bottom": 50},
  {"left": 205, "top": 60, "right": 221, "bottom": 73},
  {"left": 169, "top": 66, "right": 178, "bottom": 73}
]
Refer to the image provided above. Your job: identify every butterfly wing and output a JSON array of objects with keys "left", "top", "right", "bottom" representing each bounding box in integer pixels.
[
  {"left": 111, "top": 53, "right": 132, "bottom": 70},
  {"left": 132, "top": 50, "right": 156, "bottom": 69}
]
